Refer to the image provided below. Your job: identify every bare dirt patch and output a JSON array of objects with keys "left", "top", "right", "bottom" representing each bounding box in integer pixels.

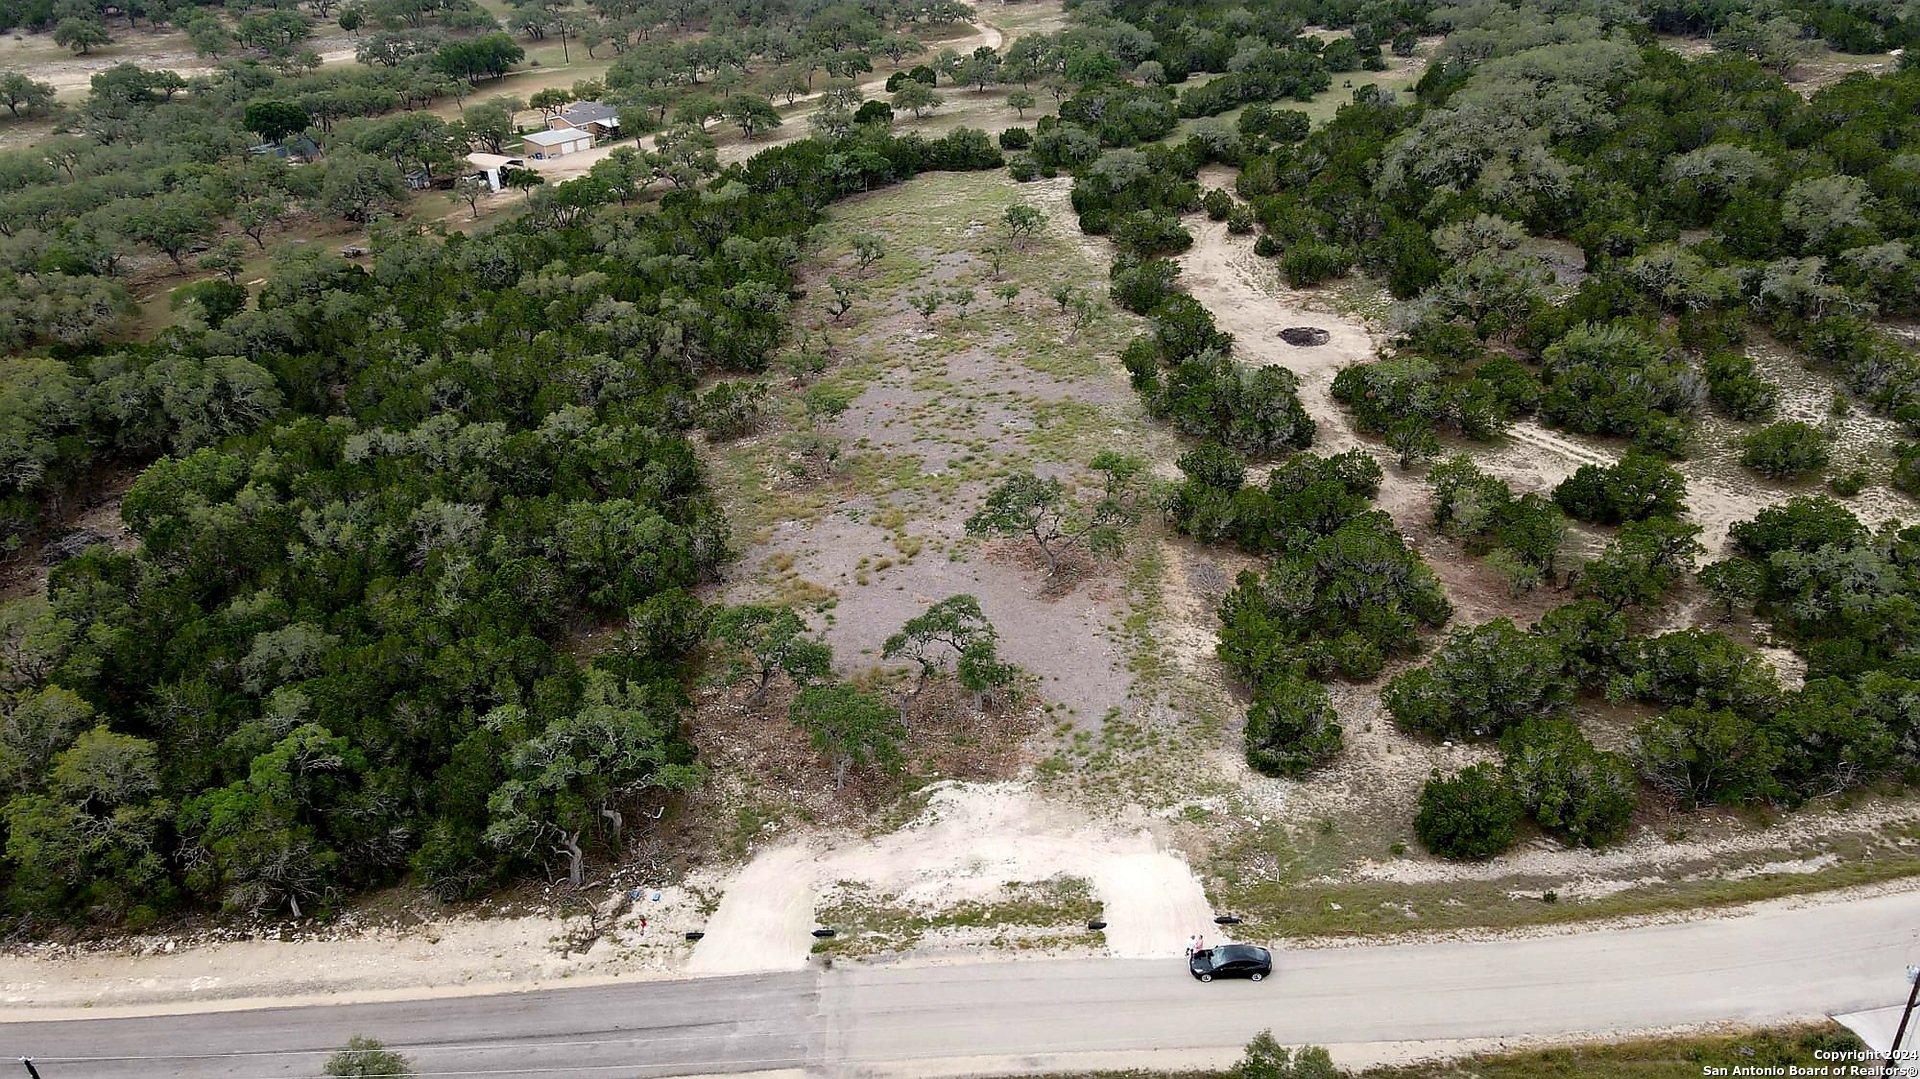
[
  {"left": 683, "top": 781, "right": 1216, "bottom": 972},
  {"left": 707, "top": 171, "right": 1170, "bottom": 730},
  {"left": 0, "top": 878, "right": 701, "bottom": 1010}
]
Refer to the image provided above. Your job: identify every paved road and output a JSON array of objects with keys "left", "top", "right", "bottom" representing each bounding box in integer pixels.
[{"left": 5, "top": 888, "right": 1918, "bottom": 1078}]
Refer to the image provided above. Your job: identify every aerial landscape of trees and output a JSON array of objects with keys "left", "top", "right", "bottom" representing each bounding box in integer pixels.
[
  {"left": 1029, "top": 0, "right": 1920, "bottom": 855},
  {"left": 0, "top": 3, "right": 1012, "bottom": 916},
  {"left": 2, "top": 0, "right": 1920, "bottom": 930}
]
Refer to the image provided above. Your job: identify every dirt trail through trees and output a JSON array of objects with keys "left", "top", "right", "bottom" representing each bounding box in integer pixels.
[{"left": 1174, "top": 218, "right": 1430, "bottom": 526}]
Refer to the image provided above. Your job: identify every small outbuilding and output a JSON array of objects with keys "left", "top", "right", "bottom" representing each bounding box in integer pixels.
[
  {"left": 464, "top": 152, "right": 525, "bottom": 191},
  {"left": 522, "top": 128, "right": 594, "bottom": 159},
  {"left": 552, "top": 100, "right": 621, "bottom": 139},
  {"left": 248, "top": 135, "right": 320, "bottom": 163}
]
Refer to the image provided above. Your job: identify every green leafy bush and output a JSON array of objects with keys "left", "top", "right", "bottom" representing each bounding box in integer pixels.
[
  {"left": 1166, "top": 446, "right": 1380, "bottom": 552},
  {"left": 1384, "top": 619, "right": 1573, "bottom": 740},
  {"left": 1244, "top": 674, "right": 1342, "bottom": 777},
  {"left": 1552, "top": 453, "right": 1689, "bottom": 525},
  {"left": 1575, "top": 516, "right": 1704, "bottom": 612},
  {"left": 1279, "top": 240, "right": 1353, "bottom": 287},
  {"left": 1414, "top": 764, "right": 1523, "bottom": 860},
  {"left": 1427, "top": 456, "right": 1567, "bottom": 578},
  {"left": 1539, "top": 322, "right": 1700, "bottom": 448},
  {"left": 1895, "top": 443, "right": 1920, "bottom": 495},
  {"left": 1111, "top": 210, "right": 1194, "bottom": 258},
  {"left": 1218, "top": 512, "right": 1451, "bottom": 684},
  {"left": 1501, "top": 718, "right": 1637, "bottom": 847},
  {"left": 1632, "top": 705, "right": 1782, "bottom": 809},
  {"left": 1740, "top": 420, "right": 1832, "bottom": 480},
  {"left": 1703, "top": 352, "right": 1779, "bottom": 421},
  {"left": 1109, "top": 257, "right": 1182, "bottom": 314},
  {"left": 1237, "top": 103, "right": 1310, "bottom": 145}
]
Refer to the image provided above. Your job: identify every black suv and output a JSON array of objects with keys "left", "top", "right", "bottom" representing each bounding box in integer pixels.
[{"left": 1189, "top": 944, "right": 1273, "bottom": 982}]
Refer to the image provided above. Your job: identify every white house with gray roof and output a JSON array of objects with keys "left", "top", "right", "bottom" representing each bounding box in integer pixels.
[{"left": 552, "top": 101, "right": 621, "bottom": 139}]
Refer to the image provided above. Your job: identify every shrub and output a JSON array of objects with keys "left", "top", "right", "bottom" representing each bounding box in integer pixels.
[
  {"left": 1895, "top": 443, "right": 1920, "bottom": 495},
  {"left": 1699, "top": 558, "right": 1765, "bottom": 615},
  {"left": 1414, "top": 764, "right": 1523, "bottom": 860},
  {"left": 1632, "top": 705, "right": 1781, "bottom": 809},
  {"left": 1218, "top": 511, "right": 1451, "bottom": 684},
  {"left": 1202, "top": 188, "right": 1233, "bottom": 221},
  {"left": 1253, "top": 234, "right": 1279, "bottom": 257},
  {"left": 1427, "top": 456, "right": 1566, "bottom": 575},
  {"left": 1614, "top": 628, "right": 1783, "bottom": 718},
  {"left": 1532, "top": 600, "right": 1635, "bottom": 689},
  {"left": 1149, "top": 294, "right": 1231, "bottom": 361},
  {"left": 1279, "top": 240, "right": 1352, "bottom": 286},
  {"left": 1540, "top": 322, "right": 1700, "bottom": 443},
  {"left": 1740, "top": 420, "right": 1831, "bottom": 480},
  {"left": 1703, "top": 351, "right": 1778, "bottom": 421},
  {"left": 1631, "top": 412, "right": 1692, "bottom": 459},
  {"left": 1770, "top": 677, "right": 1894, "bottom": 802},
  {"left": 1237, "top": 103, "right": 1310, "bottom": 145},
  {"left": 325, "top": 1036, "right": 414, "bottom": 1077},
  {"left": 1234, "top": 1032, "right": 1338, "bottom": 1079},
  {"left": 1575, "top": 516, "right": 1704, "bottom": 612},
  {"left": 1226, "top": 204, "right": 1256, "bottom": 234},
  {"left": 1167, "top": 447, "right": 1380, "bottom": 552},
  {"left": 697, "top": 379, "right": 768, "bottom": 441},
  {"left": 1244, "top": 674, "right": 1342, "bottom": 777},
  {"left": 1501, "top": 718, "right": 1637, "bottom": 847},
  {"left": 1112, "top": 210, "right": 1194, "bottom": 258},
  {"left": 1552, "top": 453, "right": 1689, "bottom": 525},
  {"left": 1109, "top": 257, "right": 1181, "bottom": 314},
  {"left": 998, "top": 126, "right": 1032, "bottom": 150},
  {"left": 1729, "top": 495, "right": 1865, "bottom": 559},
  {"left": 1008, "top": 154, "right": 1040, "bottom": 182},
  {"left": 1384, "top": 618, "right": 1572, "bottom": 740},
  {"left": 1136, "top": 348, "right": 1316, "bottom": 456}
]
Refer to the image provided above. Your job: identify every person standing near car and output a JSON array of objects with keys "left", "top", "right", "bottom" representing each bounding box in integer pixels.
[{"left": 1185, "top": 934, "right": 1199, "bottom": 957}]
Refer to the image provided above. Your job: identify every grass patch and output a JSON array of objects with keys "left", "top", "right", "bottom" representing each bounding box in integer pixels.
[
  {"left": 1209, "top": 817, "right": 1920, "bottom": 939},
  {"left": 1031, "top": 1024, "right": 1866, "bottom": 1079},
  {"left": 1026, "top": 398, "right": 1111, "bottom": 462},
  {"left": 813, "top": 875, "right": 1104, "bottom": 957}
]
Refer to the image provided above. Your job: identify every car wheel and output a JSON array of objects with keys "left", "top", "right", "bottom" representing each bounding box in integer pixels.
[
  {"left": 1250, "top": 972, "right": 1264, "bottom": 982},
  {"left": 1199, "top": 973, "right": 1212, "bottom": 983}
]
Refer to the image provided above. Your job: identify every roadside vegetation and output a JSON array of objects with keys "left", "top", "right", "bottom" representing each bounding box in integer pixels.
[{"left": 1041, "top": 1024, "right": 1867, "bottom": 1079}]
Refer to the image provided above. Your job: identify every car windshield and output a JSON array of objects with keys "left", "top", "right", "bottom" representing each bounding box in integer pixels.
[{"left": 1216, "top": 946, "right": 1262, "bottom": 962}]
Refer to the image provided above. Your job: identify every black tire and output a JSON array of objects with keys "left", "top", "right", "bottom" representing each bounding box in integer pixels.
[
  {"left": 1198, "top": 973, "right": 1212, "bottom": 983},
  {"left": 1250, "top": 972, "right": 1264, "bottom": 982}
]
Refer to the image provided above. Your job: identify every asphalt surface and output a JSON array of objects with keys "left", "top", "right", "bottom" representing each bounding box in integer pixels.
[{"left": 5, "top": 888, "right": 1917, "bottom": 1079}]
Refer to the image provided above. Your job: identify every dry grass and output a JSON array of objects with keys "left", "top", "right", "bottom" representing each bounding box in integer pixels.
[
  {"left": 1032, "top": 1024, "right": 1865, "bottom": 1079},
  {"left": 812, "top": 873, "right": 1103, "bottom": 958}
]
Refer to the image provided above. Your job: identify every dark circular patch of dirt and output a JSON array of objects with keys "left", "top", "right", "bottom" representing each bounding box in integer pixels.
[{"left": 1279, "top": 327, "right": 1331, "bottom": 347}]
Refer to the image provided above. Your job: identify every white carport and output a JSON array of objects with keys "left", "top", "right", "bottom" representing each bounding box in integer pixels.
[{"left": 464, "top": 152, "right": 524, "bottom": 192}]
